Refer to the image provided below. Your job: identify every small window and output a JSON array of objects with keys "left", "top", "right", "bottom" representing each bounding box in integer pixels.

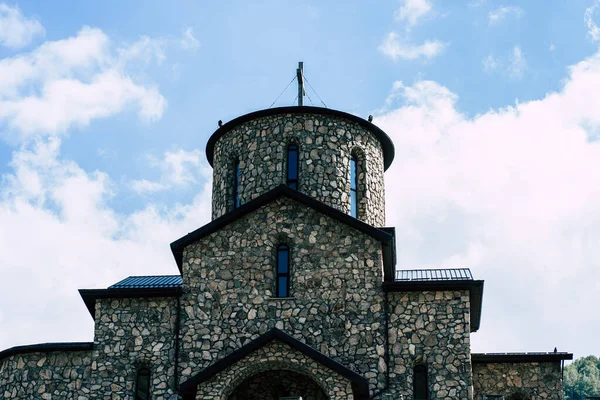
[
  {"left": 233, "top": 159, "right": 240, "bottom": 209},
  {"left": 350, "top": 155, "right": 358, "bottom": 218},
  {"left": 135, "top": 367, "right": 150, "bottom": 400},
  {"left": 287, "top": 144, "right": 299, "bottom": 190},
  {"left": 413, "top": 364, "right": 428, "bottom": 400},
  {"left": 276, "top": 244, "right": 290, "bottom": 297}
]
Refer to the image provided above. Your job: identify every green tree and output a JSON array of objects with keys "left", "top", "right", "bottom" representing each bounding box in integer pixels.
[{"left": 564, "top": 355, "right": 600, "bottom": 400}]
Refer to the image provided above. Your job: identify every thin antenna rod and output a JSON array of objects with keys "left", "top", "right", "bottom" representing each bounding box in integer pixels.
[{"left": 296, "top": 61, "right": 305, "bottom": 106}]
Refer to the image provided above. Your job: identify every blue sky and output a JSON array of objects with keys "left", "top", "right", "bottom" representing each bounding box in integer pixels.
[{"left": 1, "top": 0, "right": 600, "bottom": 360}]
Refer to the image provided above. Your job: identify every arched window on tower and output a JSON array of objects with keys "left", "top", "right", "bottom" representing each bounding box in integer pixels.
[
  {"left": 135, "top": 367, "right": 150, "bottom": 400},
  {"left": 413, "top": 364, "right": 428, "bottom": 400},
  {"left": 232, "top": 159, "right": 240, "bottom": 209},
  {"left": 276, "top": 244, "right": 290, "bottom": 297},
  {"left": 350, "top": 154, "right": 358, "bottom": 218},
  {"left": 287, "top": 144, "right": 299, "bottom": 190}
]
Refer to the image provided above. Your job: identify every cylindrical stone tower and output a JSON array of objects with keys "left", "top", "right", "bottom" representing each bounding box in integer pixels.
[{"left": 206, "top": 106, "right": 395, "bottom": 227}]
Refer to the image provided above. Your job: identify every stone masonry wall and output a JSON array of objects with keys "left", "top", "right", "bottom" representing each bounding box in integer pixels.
[
  {"left": 90, "top": 296, "right": 178, "bottom": 400},
  {"left": 388, "top": 290, "right": 474, "bottom": 400},
  {"left": 179, "top": 196, "right": 388, "bottom": 394},
  {"left": 195, "top": 340, "right": 352, "bottom": 400},
  {"left": 211, "top": 113, "right": 386, "bottom": 226},
  {"left": 0, "top": 349, "right": 92, "bottom": 399},
  {"left": 473, "top": 361, "right": 563, "bottom": 400}
]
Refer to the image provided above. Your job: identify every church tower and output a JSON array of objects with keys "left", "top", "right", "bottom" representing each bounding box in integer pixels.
[{"left": 207, "top": 104, "right": 394, "bottom": 226}]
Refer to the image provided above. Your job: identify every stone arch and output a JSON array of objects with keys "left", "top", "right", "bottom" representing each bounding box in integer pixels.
[{"left": 220, "top": 360, "right": 331, "bottom": 400}]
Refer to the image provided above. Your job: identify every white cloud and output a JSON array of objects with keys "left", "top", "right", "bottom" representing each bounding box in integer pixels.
[
  {"left": 0, "top": 3, "right": 45, "bottom": 48},
  {"left": 585, "top": 0, "right": 600, "bottom": 42},
  {"left": 0, "top": 27, "right": 167, "bottom": 139},
  {"left": 507, "top": 46, "right": 527, "bottom": 78},
  {"left": 379, "top": 32, "right": 446, "bottom": 61},
  {"left": 131, "top": 149, "right": 208, "bottom": 194},
  {"left": 180, "top": 27, "right": 200, "bottom": 51},
  {"left": 488, "top": 5, "right": 524, "bottom": 26},
  {"left": 0, "top": 138, "right": 213, "bottom": 348},
  {"left": 482, "top": 54, "right": 500, "bottom": 72},
  {"left": 395, "top": 0, "right": 432, "bottom": 28},
  {"left": 375, "top": 48, "right": 600, "bottom": 356},
  {"left": 549, "top": 43, "right": 556, "bottom": 52},
  {"left": 482, "top": 46, "right": 527, "bottom": 79}
]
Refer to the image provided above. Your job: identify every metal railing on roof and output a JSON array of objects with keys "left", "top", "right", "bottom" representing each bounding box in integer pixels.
[{"left": 395, "top": 268, "right": 473, "bottom": 282}]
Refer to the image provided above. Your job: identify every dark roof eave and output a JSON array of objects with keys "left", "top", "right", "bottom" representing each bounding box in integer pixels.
[
  {"left": 472, "top": 352, "right": 573, "bottom": 363},
  {"left": 384, "top": 279, "right": 484, "bottom": 332},
  {"left": 170, "top": 185, "right": 394, "bottom": 272},
  {"left": 206, "top": 106, "right": 395, "bottom": 171},
  {"left": 78, "top": 287, "right": 182, "bottom": 319},
  {"left": 0, "top": 342, "right": 93, "bottom": 362}
]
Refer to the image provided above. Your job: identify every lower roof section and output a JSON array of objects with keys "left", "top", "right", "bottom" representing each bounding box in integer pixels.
[
  {"left": 383, "top": 275, "right": 484, "bottom": 332},
  {"left": 472, "top": 352, "right": 573, "bottom": 363},
  {"left": 0, "top": 342, "right": 93, "bottom": 363},
  {"left": 79, "top": 286, "right": 182, "bottom": 319}
]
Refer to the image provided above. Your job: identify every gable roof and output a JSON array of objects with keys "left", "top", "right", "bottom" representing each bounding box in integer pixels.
[
  {"left": 170, "top": 185, "right": 395, "bottom": 275},
  {"left": 206, "top": 106, "right": 395, "bottom": 171},
  {"left": 178, "top": 328, "right": 369, "bottom": 400}
]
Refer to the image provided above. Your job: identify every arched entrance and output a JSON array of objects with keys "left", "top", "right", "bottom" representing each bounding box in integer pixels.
[{"left": 228, "top": 369, "right": 328, "bottom": 400}]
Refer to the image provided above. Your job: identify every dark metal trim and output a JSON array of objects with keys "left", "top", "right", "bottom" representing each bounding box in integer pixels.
[
  {"left": 78, "top": 287, "right": 182, "bottom": 319},
  {"left": 472, "top": 352, "right": 573, "bottom": 363},
  {"left": 206, "top": 106, "right": 395, "bottom": 171},
  {"left": 383, "top": 279, "right": 484, "bottom": 332},
  {"left": 170, "top": 185, "right": 394, "bottom": 272},
  {"left": 0, "top": 342, "right": 93, "bottom": 362},
  {"left": 178, "top": 328, "right": 369, "bottom": 400}
]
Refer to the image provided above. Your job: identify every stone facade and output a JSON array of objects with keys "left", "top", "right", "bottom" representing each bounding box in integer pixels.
[
  {"left": 0, "top": 349, "right": 92, "bottom": 399},
  {"left": 210, "top": 113, "right": 386, "bottom": 226},
  {"left": 90, "top": 297, "right": 179, "bottom": 399},
  {"left": 0, "top": 106, "right": 571, "bottom": 400},
  {"left": 473, "top": 362, "right": 563, "bottom": 400},
  {"left": 180, "top": 196, "right": 387, "bottom": 393},
  {"left": 388, "top": 290, "right": 473, "bottom": 399}
]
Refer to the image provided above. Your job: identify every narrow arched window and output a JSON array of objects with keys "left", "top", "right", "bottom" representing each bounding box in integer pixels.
[
  {"left": 276, "top": 244, "right": 290, "bottom": 297},
  {"left": 413, "top": 364, "right": 428, "bottom": 400},
  {"left": 287, "top": 144, "right": 299, "bottom": 190},
  {"left": 232, "top": 159, "right": 240, "bottom": 209},
  {"left": 350, "top": 155, "right": 358, "bottom": 218},
  {"left": 135, "top": 367, "right": 150, "bottom": 400}
]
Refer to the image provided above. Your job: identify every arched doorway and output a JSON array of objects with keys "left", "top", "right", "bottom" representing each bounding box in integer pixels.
[{"left": 228, "top": 369, "right": 328, "bottom": 400}]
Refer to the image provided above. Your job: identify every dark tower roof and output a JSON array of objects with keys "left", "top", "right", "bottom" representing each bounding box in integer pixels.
[{"left": 206, "top": 106, "right": 396, "bottom": 170}]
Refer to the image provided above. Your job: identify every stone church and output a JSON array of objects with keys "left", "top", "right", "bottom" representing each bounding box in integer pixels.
[{"left": 0, "top": 103, "right": 572, "bottom": 399}]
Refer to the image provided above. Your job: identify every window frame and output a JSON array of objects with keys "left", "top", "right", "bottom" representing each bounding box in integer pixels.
[
  {"left": 275, "top": 244, "right": 291, "bottom": 298},
  {"left": 413, "top": 364, "right": 428, "bottom": 400},
  {"left": 286, "top": 144, "right": 299, "bottom": 190},
  {"left": 350, "top": 154, "right": 358, "bottom": 218},
  {"left": 135, "top": 366, "right": 151, "bottom": 400},
  {"left": 232, "top": 158, "right": 240, "bottom": 209}
]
